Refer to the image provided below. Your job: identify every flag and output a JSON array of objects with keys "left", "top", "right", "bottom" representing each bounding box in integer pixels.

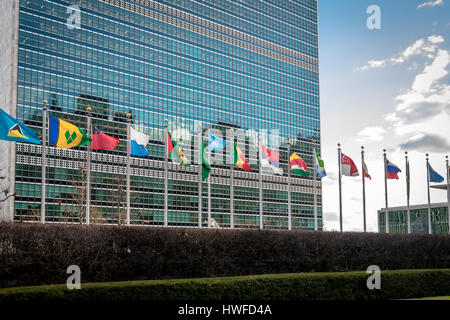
[
  {"left": 428, "top": 163, "right": 444, "bottom": 183},
  {"left": 49, "top": 115, "right": 91, "bottom": 149},
  {"left": 290, "top": 153, "right": 309, "bottom": 177},
  {"left": 261, "top": 145, "right": 283, "bottom": 175},
  {"left": 234, "top": 142, "right": 251, "bottom": 171},
  {"left": 362, "top": 159, "right": 371, "bottom": 179},
  {"left": 130, "top": 126, "right": 149, "bottom": 156},
  {"left": 92, "top": 126, "right": 120, "bottom": 150},
  {"left": 315, "top": 150, "right": 326, "bottom": 178},
  {"left": 406, "top": 158, "right": 410, "bottom": 202},
  {"left": 341, "top": 153, "right": 359, "bottom": 176},
  {"left": 0, "top": 109, "right": 40, "bottom": 144},
  {"left": 208, "top": 131, "right": 226, "bottom": 151},
  {"left": 386, "top": 159, "right": 401, "bottom": 179},
  {"left": 168, "top": 131, "right": 189, "bottom": 166},
  {"left": 201, "top": 138, "right": 210, "bottom": 180}
]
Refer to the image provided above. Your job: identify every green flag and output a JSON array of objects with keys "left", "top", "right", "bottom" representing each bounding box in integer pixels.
[
  {"left": 201, "top": 138, "right": 210, "bottom": 180},
  {"left": 168, "top": 131, "right": 189, "bottom": 166}
]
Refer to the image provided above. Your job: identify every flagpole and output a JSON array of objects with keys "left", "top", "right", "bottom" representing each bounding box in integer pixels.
[
  {"left": 446, "top": 155, "right": 449, "bottom": 235},
  {"left": 86, "top": 106, "right": 92, "bottom": 225},
  {"left": 361, "top": 146, "right": 366, "bottom": 232},
  {"left": 405, "top": 151, "right": 411, "bottom": 234},
  {"left": 287, "top": 137, "right": 291, "bottom": 230},
  {"left": 259, "top": 132, "right": 263, "bottom": 230},
  {"left": 426, "top": 154, "right": 432, "bottom": 234},
  {"left": 208, "top": 127, "right": 211, "bottom": 228},
  {"left": 313, "top": 144, "right": 318, "bottom": 231},
  {"left": 126, "top": 112, "right": 131, "bottom": 226},
  {"left": 338, "top": 143, "right": 342, "bottom": 232},
  {"left": 164, "top": 119, "right": 169, "bottom": 227},
  {"left": 383, "top": 149, "right": 389, "bottom": 233},
  {"left": 41, "top": 100, "right": 47, "bottom": 224},
  {"left": 230, "top": 128, "right": 234, "bottom": 229},
  {"left": 197, "top": 124, "right": 202, "bottom": 228}
]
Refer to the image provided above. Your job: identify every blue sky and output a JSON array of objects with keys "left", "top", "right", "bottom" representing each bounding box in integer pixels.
[{"left": 317, "top": 0, "right": 450, "bottom": 231}]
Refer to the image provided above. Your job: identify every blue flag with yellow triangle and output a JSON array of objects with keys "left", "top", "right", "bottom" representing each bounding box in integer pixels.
[{"left": 0, "top": 109, "right": 41, "bottom": 144}]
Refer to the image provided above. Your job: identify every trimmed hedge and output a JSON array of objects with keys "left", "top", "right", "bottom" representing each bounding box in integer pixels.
[
  {"left": 1, "top": 222, "right": 450, "bottom": 288},
  {"left": 1, "top": 269, "right": 450, "bottom": 300}
]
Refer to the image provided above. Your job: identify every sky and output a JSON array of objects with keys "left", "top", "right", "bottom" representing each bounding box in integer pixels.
[{"left": 317, "top": 0, "right": 450, "bottom": 232}]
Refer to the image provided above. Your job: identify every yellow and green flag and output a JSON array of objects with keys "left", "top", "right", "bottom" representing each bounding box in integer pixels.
[{"left": 49, "top": 115, "right": 91, "bottom": 149}]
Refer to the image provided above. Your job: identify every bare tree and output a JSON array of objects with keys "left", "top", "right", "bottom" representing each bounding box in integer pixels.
[
  {"left": 0, "top": 176, "right": 15, "bottom": 203},
  {"left": 108, "top": 175, "right": 139, "bottom": 225}
]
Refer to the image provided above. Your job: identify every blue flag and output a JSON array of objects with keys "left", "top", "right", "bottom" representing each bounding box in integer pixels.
[
  {"left": 428, "top": 163, "right": 444, "bottom": 183},
  {"left": 0, "top": 109, "right": 41, "bottom": 144},
  {"left": 208, "top": 132, "right": 226, "bottom": 151}
]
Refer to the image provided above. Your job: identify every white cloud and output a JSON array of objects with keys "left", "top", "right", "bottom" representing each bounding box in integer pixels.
[
  {"left": 417, "top": 0, "right": 444, "bottom": 9},
  {"left": 387, "top": 48, "right": 450, "bottom": 131},
  {"left": 357, "top": 59, "right": 387, "bottom": 71},
  {"left": 399, "top": 132, "right": 450, "bottom": 152},
  {"left": 412, "top": 49, "right": 449, "bottom": 92},
  {"left": 357, "top": 126, "right": 386, "bottom": 142},
  {"left": 358, "top": 35, "right": 445, "bottom": 70}
]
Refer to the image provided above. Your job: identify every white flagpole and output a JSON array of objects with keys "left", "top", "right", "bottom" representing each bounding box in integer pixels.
[
  {"left": 426, "top": 154, "right": 432, "bottom": 234},
  {"left": 313, "top": 145, "right": 318, "bottom": 231},
  {"left": 86, "top": 106, "right": 92, "bottom": 225},
  {"left": 230, "top": 128, "right": 234, "bottom": 229},
  {"left": 41, "top": 100, "right": 48, "bottom": 224},
  {"left": 164, "top": 119, "right": 168, "bottom": 227},
  {"left": 208, "top": 128, "right": 211, "bottom": 228},
  {"left": 446, "top": 155, "right": 449, "bottom": 235},
  {"left": 383, "top": 149, "right": 389, "bottom": 233},
  {"left": 361, "top": 146, "right": 366, "bottom": 232},
  {"left": 126, "top": 113, "right": 131, "bottom": 226},
  {"left": 405, "top": 151, "right": 411, "bottom": 234},
  {"left": 198, "top": 124, "right": 202, "bottom": 228},
  {"left": 259, "top": 132, "right": 263, "bottom": 229},
  {"left": 287, "top": 137, "right": 291, "bottom": 231},
  {"left": 338, "top": 143, "right": 343, "bottom": 232}
]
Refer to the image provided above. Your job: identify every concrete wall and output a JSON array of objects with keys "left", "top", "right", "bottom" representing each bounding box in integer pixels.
[{"left": 0, "top": 0, "right": 20, "bottom": 221}]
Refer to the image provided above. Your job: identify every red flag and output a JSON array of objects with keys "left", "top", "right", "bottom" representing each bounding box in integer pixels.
[
  {"left": 92, "top": 126, "right": 120, "bottom": 150},
  {"left": 341, "top": 153, "right": 359, "bottom": 177}
]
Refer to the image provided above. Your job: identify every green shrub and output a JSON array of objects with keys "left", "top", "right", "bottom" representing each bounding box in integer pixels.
[
  {"left": 1, "top": 269, "right": 450, "bottom": 300},
  {"left": 1, "top": 222, "right": 450, "bottom": 288}
]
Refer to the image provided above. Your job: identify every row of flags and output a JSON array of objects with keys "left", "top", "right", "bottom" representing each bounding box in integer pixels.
[
  {"left": 338, "top": 149, "right": 444, "bottom": 183},
  {"left": 2, "top": 108, "right": 445, "bottom": 187},
  {"left": 4, "top": 108, "right": 447, "bottom": 233},
  {"left": 0, "top": 109, "right": 326, "bottom": 180},
  {"left": 337, "top": 146, "right": 448, "bottom": 234},
  {"left": 1, "top": 107, "right": 327, "bottom": 229}
]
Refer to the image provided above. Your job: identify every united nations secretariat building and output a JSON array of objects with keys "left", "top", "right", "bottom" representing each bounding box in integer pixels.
[{"left": 0, "top": 0, "right": 322, "bottom": 230}]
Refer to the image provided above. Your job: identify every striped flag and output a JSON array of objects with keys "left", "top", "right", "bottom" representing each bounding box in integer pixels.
[
  {"left": 168, "top": 131, "right": 189, "bottom": 166},
  {"left": 234, "top": 142, "right": 251, "bottom": 171},
  {"left": 261, "top": 145, "right": 283, "bottom": 175},
  {"left": 49, "top": 115, "right": 91, "bottom": 149},
  {"left": 386, "top": 159, "right": 401, "bottom": 179},
  {"left": 290, "top": 153, "right": 309, "bottom": 177},
  {"left": 315, "top": 150, "right": 326, "bottom": 178}
]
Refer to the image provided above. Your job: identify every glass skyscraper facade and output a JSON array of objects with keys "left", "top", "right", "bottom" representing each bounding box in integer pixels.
[
  {"left": 2, "top": 0, "right": 321, "bottom": 229},
  {"left": 378, "top": 203, "right": 449, "bottom": 234}
]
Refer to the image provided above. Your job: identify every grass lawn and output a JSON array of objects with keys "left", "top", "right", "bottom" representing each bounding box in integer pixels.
[{"left": 409, "top": 296, "right": 450, "bottom": 300}]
